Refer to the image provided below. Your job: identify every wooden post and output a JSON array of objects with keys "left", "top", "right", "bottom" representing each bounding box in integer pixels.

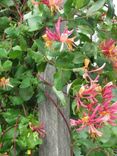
[{"left": 39, "top": 64, "right": 70, "bottom": 156}]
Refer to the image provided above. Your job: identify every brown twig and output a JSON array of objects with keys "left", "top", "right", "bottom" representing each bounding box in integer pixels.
[
  {"left": 86, "top": 147, "right": 109, "bottom": 156},
  {"left": 38, "top": 74, "right": 53, "bottom": 88},
  {"left": 13, "top": 115, "right": 20, "bottom": 156},
  {"left": 1, "top": 126, "right": 15, "bottom": 138},
  {"left": 12, "top": 0, "right": 23, "bottom": 23},
  {"left": 37, "top": 74, "right": 75, "bottom": 99},
  {"left": 22, "top": 104, "right": 28, "bottom": 116}
]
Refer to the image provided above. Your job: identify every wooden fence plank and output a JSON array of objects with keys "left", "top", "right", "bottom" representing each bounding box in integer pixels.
[{"left": 39, "top": 64, "right": 70, "bottom": 156}]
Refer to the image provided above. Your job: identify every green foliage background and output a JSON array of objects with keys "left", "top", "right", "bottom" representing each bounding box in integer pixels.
[{"left": 0, "top": 0, "right": 117, "bottom": 155}]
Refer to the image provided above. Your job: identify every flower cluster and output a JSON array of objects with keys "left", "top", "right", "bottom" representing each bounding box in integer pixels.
[
  {"left": 42, "top": 0, "right": 63, "bottom": 12},
  {"left": 32, "top": 1, "right": 75, "bottom": 50},
  {"left": 32, "top": 0, "right": 63, "bottom": 13},
  {"left": 100, "top": 39, "right": 117, "bottom": 69},
  {"left": 70, "top": 67, "right": 117, "bottom": 138},
  {"left": 43, "top": 17, "right": 75, "bottom": 51}
]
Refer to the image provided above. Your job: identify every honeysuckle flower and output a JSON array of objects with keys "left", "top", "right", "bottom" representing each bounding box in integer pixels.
[
  {"left": 71, "top": 64, "right": 117, "bottom": 138},
  {"left": 70, "top": 115, "right": 103, "bottom": 138},
  {"left": 78, "top": 83, "right": 101, "bottom": 99},
  {"left": 97, "top": 102, "right": 117, "bottom": 126},
  {"left": 89, "top": 125, "right": 103, "bottom": 138},
  {"left": 42, "top": 0, "right": 63, "bottom": 12},
  {"left": 31, "top": 0, "right": 63, "bottom": 13},
  {"left": 42, "top": 34, "right": 53, "bottom": 48},
  {"left": 71, "top": 118, "right": 103, "bottom": 138},
  {"left": 76, "top": 73, "right": 101, "bottom": 109},
  {"left": 76, "top": 64, "right": 107, "bottom": 109},
  {"left": 100, "top": 39, "right": 117, "bottom": 57},
  {"left": 100, "top": 39, "right": 117, "bottom": 70},
  {"left": 71, "top": 104, "right": 101, "bottom": 127},
  {"left": 96, "top": 83, "right": 117, "bottom": 125},
  {"left": 70, "top": 105, "right": 103, "bottom": 137},
  {"left": 29, "top": 122, "right": 46, "bottom": 138},
  {"left": 44, "top": 17, "right": 75, "bottom": 51},
  {"left": 102, "top": 82, "right": 114, "bottom": 106},
  {"left": 0, "top": 77, "right": 13, "bottom": 89}
]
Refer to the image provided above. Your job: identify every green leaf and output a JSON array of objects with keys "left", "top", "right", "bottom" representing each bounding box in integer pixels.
[
  {"left": 87, "top": 0, "right": 106, "bottom": 16},
  {"left": 73, "top": 52, "right": 85, "bottom": 64},
  {"left": 73, "top": 146, "right": 84, "bottom": 156},
  {"left": 54, "top": 70, "right": 71, "bottom": 90},
  {"left": 20, "top": 78, "right": 31, "bottom": 88},
  {"left": 36, "top": 89, "right": 46, "bottom": 104},
  {"left": 3, "top": 128, "right": 14, "bottom": 141},
  {"left": 64, "top": 0, "right": 73, "bottom": 14},
  {"left": 87, "top": 150, "right": 109, "bottom": 156},
  {"left": 12, "top": 45, "right": 22, "bottom": 51},
  {"left": 0, "top": 16, "right": 10, "bottom": 34},
  {"left": 99, "top": 126, "right": 111, "bottom": 143},
  {"left": 0, "top": 0, "right": 14, "bottom": 7},
  {"left": 19, "top": 87, "right": 34, "bottom": 101},
  {"left": 112, "top": 126, "right": 117, "bottom": 136},
  {"left": 78, "top": 25, "right": 94, "bottom": 35},
  {"left": 18, "top": 131, "right": 42, "bottom": 149},
  {"left": 71, "top": 79, "right": 83, "bottom": 95},
  {"left": 56, "top": 52, "right": 74, "bottom": 69},
  {"left": 24, "top": 7, "right": 43, "bottom": 32},
  {"left": 79, "top": 130, "right": 88, "bottom": 139},
  {"left": 9, "top": 46, "right": 22, "bottom": 59},
  {"left": 73, "top": 0, "right": 90, "bottom": 9},
  {"left": 81, "top": 42, "right": 98, "bottom": 59},
  {"left": 9, "top": 96, "right": 23, "bottom": 105},
  {"left": 2, "top": 109, "right": 19, "bottom": 124},
  {"left": 5, "top": 27, "right": 18, "bottom": 38},
  {"left": 53, "top": 86, "right": 66, "bottom": 106},
  {"left": 28, "top": 50, "right": 44, "bottom": 64},
  {"left": 2, "top": 60, "right": 12, "bottom": 71},
  {"left": 107, "top": 0, "right": 115, "bottom": 18},
  {"left": 71, "top": 100, "right": 77, "bottom": 115},
  {"left": 112, "top": 88, "right": 117, "bottom": 102},
  {"left": 19, "top": 35, "right": 27, "bottom": 51},
  {"left": 0, "top": 48, "right": 8, "bottom": 58}
]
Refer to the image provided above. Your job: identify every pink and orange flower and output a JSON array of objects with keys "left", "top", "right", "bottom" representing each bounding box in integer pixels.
[
  {"left": 29, "top": 122, "right": 46, "bottom": 138},
  {"left": 42, "top": 0, "right": 63, "bottom": 12},
  {"left": 97, "top": 83, "right": 117, "bottom": 125},
  {"left": 71, "top": 66, "right": 117, "bottom": 138},
  {"left": 0, "top": 77, "right": 13, "bottom": 89},
  {"left": 100, "top": 39, "right": 116, "bottom": 56},
  {"left": 43, "top": 17, "right": 75, "bottom": 51},
  {"left": 32, "top": 0, "right": 63, "bottom": 12},
  {"left": 100, "top": 39, "right": 117, "bottom": 69},
  {"left": 97, "top": 102, "right": 117, "bottom": 126},
  {"left": 70, "top": 105, "right": 103, "bottom": 138}
]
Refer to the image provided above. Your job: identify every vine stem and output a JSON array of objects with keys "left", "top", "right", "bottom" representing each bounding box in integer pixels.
[
  {"left": 13, "top": 115, "right": 20, "bottom": 156},
  {"left": 12, "top": 0, "right": 23, "bottom": 22},
  {"left": 44, "top": 91, "right": 74, "bottom": 156},
  {"left": 1, "top": 126, "right": 15, "bottom": 138},
  {"left": 37, "top": 74, "right": 75, "bottom": 98},
  {"left": 22, "top": 104, "right": 28, "bottom": 116},
  {"left": 86, "top": 147, "right": 109, "bottom": 156}
]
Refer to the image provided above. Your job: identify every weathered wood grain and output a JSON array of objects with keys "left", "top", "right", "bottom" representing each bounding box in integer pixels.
[{"left": 39, "top": 64, "right": 70, "bottom": 156}]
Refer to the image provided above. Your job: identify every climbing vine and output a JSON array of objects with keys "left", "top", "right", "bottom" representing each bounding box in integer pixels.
[{"left": 0, "top": 0, "right": 117, "bottom": 155}]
